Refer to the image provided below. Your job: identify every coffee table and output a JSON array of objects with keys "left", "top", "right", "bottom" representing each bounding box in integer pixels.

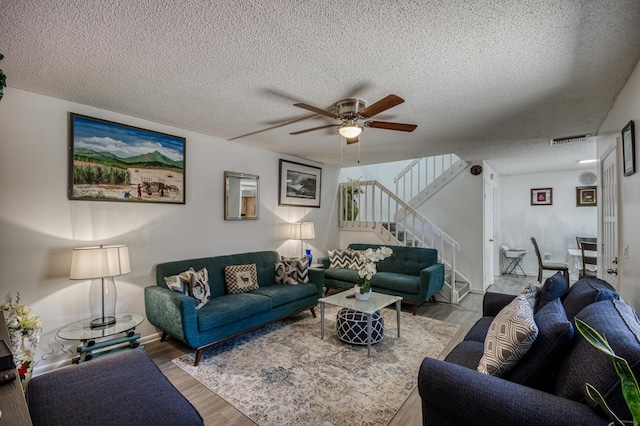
[{"left": 318, "top": 289, "right": 403, "bottom": 357}]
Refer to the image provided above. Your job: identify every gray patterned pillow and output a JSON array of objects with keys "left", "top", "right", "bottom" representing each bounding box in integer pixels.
[
  {"left": 189, "top": 267, "right": 210, "bottom": 309},
  {"left": 225, "top": 264, "right": 259, "bottom": 294},
  {"left": 520, "top": 282, "right": 539, "bottom": 308},
  {"left": 328, "top": 249, "right": 352, "bottom": 268},
  {"left": 164, "top": 270, "right": 191, "bottom": 294},
  {"left": 477, "top": 294, "right": 539, "bottom": 377},
  {"left": 349, "top": 250, "right": 365, "bottom": 270},
  {"left": 275, "top": 257, "right": 309, "bottom": 284}
]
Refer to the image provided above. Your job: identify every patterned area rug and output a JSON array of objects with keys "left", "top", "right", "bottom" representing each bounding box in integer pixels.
[{"left": 172, "top": 306, "right": 460, "bottom": 426}]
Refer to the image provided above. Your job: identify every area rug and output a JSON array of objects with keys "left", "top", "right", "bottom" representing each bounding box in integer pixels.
[{"left": 172, "top": 306, "right": 460, "bottom": 426}]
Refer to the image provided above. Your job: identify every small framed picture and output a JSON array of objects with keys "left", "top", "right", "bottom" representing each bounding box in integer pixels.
[
  {"left": 622, "top": 120, "right": 635, "bottom": 176},
  {"left": 531, "top": 188, "right": 553, "bottom": 206},
  {"left": 576, "top": 186, "right": 597, "bottom": 207},
  {"left": 278, "top": 159, "right": 322, "bottom": 207}
]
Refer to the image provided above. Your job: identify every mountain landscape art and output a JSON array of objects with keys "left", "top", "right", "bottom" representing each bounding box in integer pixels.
[{"left": 69, "top": 114, "right": 185, "bottom": 204}]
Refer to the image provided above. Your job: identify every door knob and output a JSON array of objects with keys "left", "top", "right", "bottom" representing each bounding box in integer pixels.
[{"left": 606, "top": 268, "right": 618, "bottom": 275}]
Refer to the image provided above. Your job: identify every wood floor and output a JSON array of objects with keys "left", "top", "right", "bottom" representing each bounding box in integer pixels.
[{"left": 144, "top": 275, "right": 528, "bottom": 425}]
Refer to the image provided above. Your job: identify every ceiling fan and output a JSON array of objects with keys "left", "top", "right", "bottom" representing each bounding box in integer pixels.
[{"left": 289, "top": 94, "right": 417, "bottom": 144}]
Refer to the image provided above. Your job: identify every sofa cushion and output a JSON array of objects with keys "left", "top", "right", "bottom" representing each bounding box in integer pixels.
[
  {"left": 535, "top": 272, "right": 567, "bottom": 312},
  {"left": 555, "top": 299, "right": 640, "bottom": 420},
  {"left": 503, "top": 298, "right": 574, "bottom": 388},
  {"left": 328, "top": 249, "right": 353, "bottom": 268},
  {"left": 275, "top": 257, "right": 309, "bottom": 284},
  {"left": 463, "top": 316, "right": 494, "bottom": 343},
  {"left": 324, "top": 267, "right": 359, "bottom": 283},
  {"left": 478, "top": 295, "right": 539, "bottom": 377},
  {"left": 225, "top": 264, "right": 259, "bottom": 294},
  {"left": 251, "top": 283, "right": 317, "bottom": 307},
  {"left": 371, "top": 272, "right": 420, "bottom": 295},
  {"left": 443, "top": 340, "right": 485, "bottom": 369},
  {"left": 562, "top": 277, "right": 620, "bottom": 321},
  {"left": 196, "top": 293, "right": 272, "bottom": 331}
]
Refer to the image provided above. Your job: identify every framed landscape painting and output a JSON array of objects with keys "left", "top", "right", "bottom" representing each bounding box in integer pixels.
[
  {"left": 278, "top": 159, "right": 321, "bottom": 207},
  {"left": 68, "top": 113, "right": 185, "bottom": 204},
  {"left": 576, "top": 186, "right": 597, "bottom": 207}
]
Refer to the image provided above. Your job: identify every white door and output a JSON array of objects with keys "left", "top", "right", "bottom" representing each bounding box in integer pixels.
[
  {"left": 483, "top": 178, "right": 494, "bottom": 290},
  {"left": 601, "top": 146, "right": 619, "bottom": 289}
]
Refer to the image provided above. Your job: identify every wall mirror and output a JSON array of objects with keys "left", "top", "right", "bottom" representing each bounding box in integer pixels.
[{"left": 224, "top": 171, "right": 259, "bottom": 220}]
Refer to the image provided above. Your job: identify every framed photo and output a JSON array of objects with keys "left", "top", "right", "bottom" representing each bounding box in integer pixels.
[
  {"left": 278, "top": 159, "right": 321, "bottom": 207},
  {"left": 68, "top": 113, "right": 185, "bottom": 204},
  {"left": 622, "top": 120, "right": 635, "bottom": 176},
  {"left": 576, "top": 186, "right": 597, "bottom": 207},
  {"left": 531, "top": 188, "right": 553, "bottom": 206}
]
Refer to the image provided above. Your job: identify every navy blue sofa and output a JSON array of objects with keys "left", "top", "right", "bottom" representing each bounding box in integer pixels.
[
  {"left": 319, "top": 243, "right": 444, "bottom": 314},
  {"left": 418, "top": 275, "right": 639, "bottom": 425},
  {"left": 145, "top": 250, "right": 324, "bottom": 365}
]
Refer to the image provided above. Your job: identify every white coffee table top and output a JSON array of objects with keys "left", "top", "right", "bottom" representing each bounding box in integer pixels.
[{"left": 319, "top": 289, "right": 402, "bottom": 314}]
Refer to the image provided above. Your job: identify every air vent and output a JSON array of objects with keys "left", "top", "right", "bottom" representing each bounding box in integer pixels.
[{"left": 549, "top": 134, "right": 591, "bottom": 146}]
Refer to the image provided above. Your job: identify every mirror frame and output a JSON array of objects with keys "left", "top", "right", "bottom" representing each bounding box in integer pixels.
[{"left": 224, "top": 171, "right": 259, "bottom": 220}]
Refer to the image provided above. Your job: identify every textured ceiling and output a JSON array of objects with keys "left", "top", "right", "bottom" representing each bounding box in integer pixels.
[{"left": 2, "top": 0, "right": 640, "bottom": 174}]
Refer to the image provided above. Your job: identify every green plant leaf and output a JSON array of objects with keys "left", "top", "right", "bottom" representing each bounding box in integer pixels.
[
  {"left": 575, "top": 318, "right": 616, "bottom": 357},
  {"left": 586, "top": 384, "right": 625, "bottom": 425},
  {"left": 612, "top": 358, "right": 640, "bottom": 424}
]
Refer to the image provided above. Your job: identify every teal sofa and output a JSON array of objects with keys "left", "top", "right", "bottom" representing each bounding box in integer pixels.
[
  {"left": 145, "top": 250, "right": 324, "bottom": 365},
  {"left": 319, "top": 243, "right": 444, "bottom": 315}
]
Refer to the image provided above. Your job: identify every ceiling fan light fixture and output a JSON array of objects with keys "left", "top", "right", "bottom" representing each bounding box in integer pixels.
[{"left": 338, "top": 124, "right": 363, "bottom": 139}]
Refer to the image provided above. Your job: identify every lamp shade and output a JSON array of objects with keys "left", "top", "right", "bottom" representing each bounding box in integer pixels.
[
  {"left": 70, "top": 245, "right": 131, "bottom": 279},
  {"left": 290, "top": 222, "right": 315, "bottom": 240}
]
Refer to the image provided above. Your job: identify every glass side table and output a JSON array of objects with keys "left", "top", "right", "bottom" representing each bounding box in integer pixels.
[{"left": 57, "top": 313, "right": 144, "bottom": 363}]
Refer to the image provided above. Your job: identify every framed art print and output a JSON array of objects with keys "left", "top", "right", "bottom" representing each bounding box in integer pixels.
[
  {"left": 622, "top": 120, "right": 635, "bottom": 176},
  {"left": 278, "top": 159, "right": 321, "bottom": 207},
  {"left": 576, "top": 186, "right": 597, "bottom": 207},
  {"left": 68, "top": 113, "right": 185, "bottom": 204},
  {"left": 531, "top": 188, "right": 552, "bottom": 206}
]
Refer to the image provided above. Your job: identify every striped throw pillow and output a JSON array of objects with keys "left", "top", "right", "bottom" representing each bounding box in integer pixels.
[
  {"left": 328, "top": 249, "right": 352, "bottom": 268},
  {"left": 275, "top": 256, "right": 309, "bottom": 284}
]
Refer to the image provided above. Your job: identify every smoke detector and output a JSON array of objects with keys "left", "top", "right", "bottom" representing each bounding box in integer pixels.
[
  {"left": 578, "top": 171, "right": 597, "bottom": 186},
  {"left": 549, "top": 134, "right": 591, "bottom": 146}
]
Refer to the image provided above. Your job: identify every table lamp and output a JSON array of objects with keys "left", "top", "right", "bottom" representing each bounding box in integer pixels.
[
  {"left": 290, "top": 222, "right": 315, "bottom": 264},
  {"left": 70, "top": 245, "right": 131, "bottom": 328}
]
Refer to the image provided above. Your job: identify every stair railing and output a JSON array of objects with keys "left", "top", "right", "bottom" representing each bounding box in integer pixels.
[
  {"left": 394, "top": 154, "right": 465, "bottom": 205},
  {"left": 339, "top": 179, "right": 461, "bottom": 303}
]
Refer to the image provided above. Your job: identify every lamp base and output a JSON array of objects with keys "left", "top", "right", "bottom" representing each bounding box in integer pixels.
[{"left": 90, "top": 316, "right": 116, "bottom": 329}]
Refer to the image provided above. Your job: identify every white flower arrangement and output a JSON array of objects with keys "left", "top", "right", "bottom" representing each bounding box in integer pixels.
[
  {"left": 1, "top": 293, "right": 42, "bottom": 381},
  {"left": 356, "top": 246, "right": 394, "bottom": 293}
]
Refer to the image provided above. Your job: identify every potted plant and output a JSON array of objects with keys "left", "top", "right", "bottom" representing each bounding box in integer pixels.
[
  {"left": 575, "top": 318, "right": 640, "bottom": 426},
  {"left": 354, "top": 247, "right": 393, "bottom": 300},
  {"left": 343, "top": 177, "right": 364, "bottom": 221}
]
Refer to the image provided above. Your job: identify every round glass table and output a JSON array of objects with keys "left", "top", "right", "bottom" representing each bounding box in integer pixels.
[{"left": 57, "top": 313, "right": 144, "bottom": 363}]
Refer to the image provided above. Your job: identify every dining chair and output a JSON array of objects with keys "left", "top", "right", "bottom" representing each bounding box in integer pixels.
[
  {"left": 530, "top": 237, "right": 570, "bottom": 284},
  {"left": 576, "top": 236, "right": 597, "bottom": 248},
  {"left": 579, "top": 241, "right": 598, "bottom": 279}
]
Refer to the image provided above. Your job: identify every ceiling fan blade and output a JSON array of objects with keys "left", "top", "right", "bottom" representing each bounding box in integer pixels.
[
  {"left": 359, "top": 94, "right": 405, "bottom": 118},
  {"left": 290, "top": 124, "right": 337, "bottom": 135},
  {"left": 346, "top": 136, "right": 359, "bottom": 144},
  {"left": 228, "top": 114, "right": 317, "bottom": 141},
  {"left": 366, "top": 121, "right": 417, "bottom": 132},
  {"left": 293, "top": 102, "right": 340, "bottom": 119}
]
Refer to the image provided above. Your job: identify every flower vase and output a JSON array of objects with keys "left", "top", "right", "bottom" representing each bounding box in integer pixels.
[
  {"left": 17, "top": 340, "right": 34, "bottom": 391},
  {"left": 353, "top": 285, "right": 371, "bottom": 301},
  {"left": 305, "top": 249, "right": 313, "bottom": 266}
]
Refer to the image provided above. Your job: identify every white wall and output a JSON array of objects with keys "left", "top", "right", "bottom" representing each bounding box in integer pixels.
[
  {"left": 499, "top": 170, "right": 598, "bottom": 278},
  {"left": 0, "top": 88, "right": 341, "bottom": 370},
  {"left": 598, "top": 58, "right": 640, "bottom": 310}
]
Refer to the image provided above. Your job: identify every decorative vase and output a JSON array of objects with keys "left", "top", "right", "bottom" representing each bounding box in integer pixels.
[
  {"left": 353, "top": 285, "right": 372, "bottom": 301},
  {"left": 18, "top": 339, "right": 34, "bottom": 391},
  {"left": 305, "top": 249, "right": 312, "bottom": 266}
]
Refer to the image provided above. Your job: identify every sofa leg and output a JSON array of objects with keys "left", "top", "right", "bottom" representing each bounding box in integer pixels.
[
  {"left": 194, "top": 348, "right": 204, "bottom": 366},
  {"left": 323, "top": 287, "right": 330, "bottom": 296},
  {"left": 310, "top": 306, "right": 317, "bottom": 318},
  {"left": 160, "top": 331, "right": 168, "bottom": 342},
  {"left": 412, "top": 305, "right": 418, "bottom": 316}
]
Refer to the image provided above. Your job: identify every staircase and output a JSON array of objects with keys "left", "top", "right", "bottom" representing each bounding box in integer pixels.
[{"left": 338, "top": 179, "right": 470, "bottom": 304}]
